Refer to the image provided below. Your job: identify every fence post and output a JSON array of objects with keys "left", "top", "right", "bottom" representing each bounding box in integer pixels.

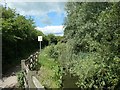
[
  {"left": 21, "top": 60, "right": 25, "bottom": 70},
  {"left": 21, "top": 51, "right": 44, "bottom": 89}
]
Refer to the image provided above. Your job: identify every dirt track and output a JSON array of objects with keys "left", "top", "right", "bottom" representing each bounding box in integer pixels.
[
  {"left": 0, "top": 76, "right": 17, "bottom": 88},
  {"left": 0, "top": 65, "right": 21, "bottom": 88}
]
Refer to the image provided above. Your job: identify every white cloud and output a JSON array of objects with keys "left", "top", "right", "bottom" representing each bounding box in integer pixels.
[
  {"left": 35, "top": 25, "right": 64, "bottom": 36},
  {"left": 0, "top": 1, "right": 66, "bottom": 31},
  {"left": 5, "top": 2, "right": 66, "bottom": 16}
]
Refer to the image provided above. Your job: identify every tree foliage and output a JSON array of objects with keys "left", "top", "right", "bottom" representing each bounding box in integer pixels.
[
  {"left": 2, "top": 6, "right": 48, "bottom": 73},
  {"left": 2, "top": 6, "right": 63, "bottom": 73},
  {"left": 61, "top": 2, "right": 120, "bottom": 89}
]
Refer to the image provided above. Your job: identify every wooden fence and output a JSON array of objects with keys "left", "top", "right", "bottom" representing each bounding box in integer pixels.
[{"left": 21, "top": 51, "right": 44, "bottom": 89}]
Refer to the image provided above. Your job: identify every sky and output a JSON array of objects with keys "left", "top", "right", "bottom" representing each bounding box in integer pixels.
[{"left": 1, "top": 2, "right": 67, "bottom": 36}]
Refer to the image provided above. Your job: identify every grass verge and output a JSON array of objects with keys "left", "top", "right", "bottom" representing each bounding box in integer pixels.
[{"left": 37, "top": 46, "right": 62, "bottom": 88}]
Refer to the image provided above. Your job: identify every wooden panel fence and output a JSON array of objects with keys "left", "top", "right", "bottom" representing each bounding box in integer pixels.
[{"left": 21, "top": 51, "right": 44, "bottom": 90}]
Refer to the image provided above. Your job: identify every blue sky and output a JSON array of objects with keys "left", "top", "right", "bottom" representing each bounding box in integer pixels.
[
  {"left": 30, "top": 11, "right": 65, "bottom": 27},
  {"left": 2, "top": 2, "right": 66, "bottom": 36}
]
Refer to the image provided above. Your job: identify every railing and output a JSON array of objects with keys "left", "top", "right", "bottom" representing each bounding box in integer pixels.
[{"left": 21, "top": 51, "right": 44, "bottom": 89}]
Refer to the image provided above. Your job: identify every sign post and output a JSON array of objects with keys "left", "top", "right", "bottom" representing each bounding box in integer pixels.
[{"left": 38, "top": 36, "right": 42, "bottom": 52}]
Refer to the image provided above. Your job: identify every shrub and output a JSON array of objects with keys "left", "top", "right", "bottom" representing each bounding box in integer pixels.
[
  {"left": 65, "top": 52, "right": 120, "bottom": 89},
  {"left": 38, "top": 46, "right": 63, "bottom": 88},
  {"left": 17, "top": 71, "right": 25, "bottom": 88}
]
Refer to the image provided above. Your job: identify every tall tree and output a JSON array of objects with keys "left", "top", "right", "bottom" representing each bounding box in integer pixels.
[
  {"left": 62, "top": 2, "right": 120, "bottom": 89},
  {"left": 2, "top": 6, "right": 47, "bottom": 73}
]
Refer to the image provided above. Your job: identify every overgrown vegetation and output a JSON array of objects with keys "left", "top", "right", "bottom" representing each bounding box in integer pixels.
[
  {"left": 60, "top": 2, "right": 120, "bottom": 89},
  {"left": 1, "top": 6, "right": 62, "bottom": 73},
  {"left": 38, "top": 45, "right": 62, "bottom": 88},
  {"left": 38, "top": 2, "right": 120, "bottom": 89},
  {"left": 2, "top": 2, "right": 120, "bottom": 89},
  {"left": 17, "top": 71, "right": 25, "bottom": 88}
]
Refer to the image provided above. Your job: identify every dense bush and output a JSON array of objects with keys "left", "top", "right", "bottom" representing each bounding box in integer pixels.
[
  {"left": 17, "top": 71, "right": 25, "bottom": 88},
  {"left": 38, "top": 45, "right": 63, "bottom": 88},
  {"left": 66, "top": 52, "right": 120, "bottom": 89},
  {"left": 59, "top": 2, "right": 120, "bottom": 89},
  {"left": 1, "top": 6, "right": 49, "bottom": 73}
]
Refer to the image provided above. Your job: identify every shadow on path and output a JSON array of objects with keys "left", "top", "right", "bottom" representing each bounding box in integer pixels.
[
  {"left": 0, "top": 65, "right": 21, "bottom": 88},
  {"left": 3, "top": 65, "right": 21, "bottom": 77}
]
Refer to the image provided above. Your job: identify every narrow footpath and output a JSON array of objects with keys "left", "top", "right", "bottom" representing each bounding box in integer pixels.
[{"left": 0, "top": 65, "right": 21, "bottom": 88}]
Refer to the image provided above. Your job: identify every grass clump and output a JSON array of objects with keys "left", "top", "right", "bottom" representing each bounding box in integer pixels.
[{"left": 37, "top": 45, "right": 62, "bottom": 88}]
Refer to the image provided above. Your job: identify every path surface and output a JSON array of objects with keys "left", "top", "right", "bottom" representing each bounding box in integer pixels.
[{"left": 0, "top": 65, "right": 21, "bottom": 88}]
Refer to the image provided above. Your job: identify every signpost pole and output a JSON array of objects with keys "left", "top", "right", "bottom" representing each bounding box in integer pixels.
[
  {"left": 38, "top": 36, "right": 42, "bottom": 52},
  {"left": 39, "top": 41, "right": 41, "bottom": 52}
]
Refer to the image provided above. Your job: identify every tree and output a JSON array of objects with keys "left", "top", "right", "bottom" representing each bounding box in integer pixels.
[
  {"left": 47, "top": 34, "right": 58, "bottom": 45},
  {"left": 62, "top": 2, "right": 120, "bottom": 89},
  {"left": 2, "top": 6, "right": 48, "bottom": 73}
]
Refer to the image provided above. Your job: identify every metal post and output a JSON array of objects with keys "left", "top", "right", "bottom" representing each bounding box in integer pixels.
[
  {"left": 39, "top": 41, "right": 41, "bottom": 52},
  {"left": 38, "top": 36, "right": 42, "bottom": 52}
]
